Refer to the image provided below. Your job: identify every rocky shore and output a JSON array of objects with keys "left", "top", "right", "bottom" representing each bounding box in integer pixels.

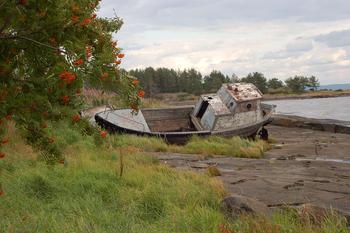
[
  {"left": 149, "top": 123, "right": 350, "bottom": 221},
  {"left": 271, "top": 114, "right": 350, "bottom": 134}
]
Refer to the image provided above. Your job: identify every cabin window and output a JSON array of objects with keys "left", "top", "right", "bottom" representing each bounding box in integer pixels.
[
  {"left": 196, "top": 100, "right": 209, "bottom": 119},
  {"left": 237, "top": 102, "right": 256, "bottom": 112}
]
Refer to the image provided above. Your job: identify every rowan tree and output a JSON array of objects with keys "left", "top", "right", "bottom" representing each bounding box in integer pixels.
[{"left": 0, "top": 0, "right": 143, "bottom": 163}]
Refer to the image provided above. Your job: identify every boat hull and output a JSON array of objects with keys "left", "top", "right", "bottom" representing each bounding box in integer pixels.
[
  {"left": 94, "top": 113, "right": 211, "bottom": 144},
  {"left": 95, "top": 104, "right": 274, "bottom": 144}
]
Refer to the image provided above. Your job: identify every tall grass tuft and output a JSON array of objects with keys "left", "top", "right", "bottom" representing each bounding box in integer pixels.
[
  {"left": 111, "top": 133, "right": 270, "bottom": 158},
  {"left": 176, "top": 135, "right": 269, "bottom": 158},
  {"left": 228, "top": 209, "right": 349, "bottom": 233}
]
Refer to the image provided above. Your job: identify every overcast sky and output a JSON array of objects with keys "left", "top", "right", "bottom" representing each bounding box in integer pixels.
[{"left": 100, "top": 0, "right": 350, "bottom": 84}]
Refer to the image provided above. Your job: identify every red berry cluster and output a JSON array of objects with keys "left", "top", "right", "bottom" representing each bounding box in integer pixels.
[{"left": 59, "top": 71, "right": 76, "bottom": 84}]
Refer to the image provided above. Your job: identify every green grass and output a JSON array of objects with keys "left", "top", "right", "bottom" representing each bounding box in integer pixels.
[
  {"left": 111, "top": 134, "right": 270, "bottom": 158},
  {"left": 228, "top": 209, "right": 349, "bottom": 233},
  {"left": 173, "top": 135, "right": 269, "bottom": 158},
  {"left": 1, "top": 126, "right": 226, "bottom": 232},
  {"left": 0, "top": 122, "right": 348, "bottom": 232}
]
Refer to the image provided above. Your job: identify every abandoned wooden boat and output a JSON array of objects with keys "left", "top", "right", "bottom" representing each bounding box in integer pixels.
[{"left": 95, "top": 83, "right": 275, "bottom": 143}]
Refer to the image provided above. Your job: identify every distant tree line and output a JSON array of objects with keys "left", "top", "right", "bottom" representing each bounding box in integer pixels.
[{"left": 127, "top": 67, "right": 320, "bottom": 96}]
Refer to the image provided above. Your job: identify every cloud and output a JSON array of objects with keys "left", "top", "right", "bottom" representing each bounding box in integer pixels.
[
  {"left": 101, "top": 0, "right": 350, "bottom": 28},
  {"left": 286, "top": 38, "right": 313, "bottom": 52},
  {"left": 314, "top": 28, "right": 350, "bottom": 47},
  {"left": 99, "top": 0, "right": 350, "bottom": 84},
  {"left": 262, "top": 38, "right": 313, "bottom": 60}
]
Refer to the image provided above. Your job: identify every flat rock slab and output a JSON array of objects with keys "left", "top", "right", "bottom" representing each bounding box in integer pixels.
[
  {"left": 271, "top": 114, "right": 350, "bottom": 134},
  {"left": 265, "top": 125, "right": 350, "bottom": 161},
  {"left": 153, "top": 153, "right": 350, "bottom": 214},
  {"left": 148, "top": 126, "right": 350, "bottom": 216}
]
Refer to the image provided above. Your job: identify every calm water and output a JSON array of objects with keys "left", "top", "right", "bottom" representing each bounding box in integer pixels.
[{"left": 264, "top": 96, "right": 350, "bottom": 122}]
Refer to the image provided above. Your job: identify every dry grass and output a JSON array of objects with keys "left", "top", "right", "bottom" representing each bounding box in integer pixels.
[
  {"left": 81, "top": 88, "right": 169, "bottom": 109},
  {"left": 207, "top": 166, "right": 222, "bottom": 177}
]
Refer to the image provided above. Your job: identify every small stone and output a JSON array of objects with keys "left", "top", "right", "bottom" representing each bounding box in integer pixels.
[
  {"left": 190, "top": 162, "right": 209, "bottom": 169},
  {"left": 221, "top": 194, "right": 271, "bottom": 219},
  {"left": 273, "top": 144, "right": 283, "bottom": 149}
]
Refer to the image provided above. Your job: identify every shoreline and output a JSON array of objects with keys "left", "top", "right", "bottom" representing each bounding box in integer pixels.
[
  {"left": 158, "top": 91, "right": 350, "bottom": 106},
  {"left": 263, "top": 92, "right": 350, "bottom": 101},
  {"left": 271, "top": 114, "right": 350, "bottom": 134},
  {"left": 150, "top": 124, "right": 350, "bottom": 217}
]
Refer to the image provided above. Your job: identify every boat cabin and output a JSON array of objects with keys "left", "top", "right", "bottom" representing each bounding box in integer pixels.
[{"left": 191, "top": 83, "right": 264, "bottom": 131}]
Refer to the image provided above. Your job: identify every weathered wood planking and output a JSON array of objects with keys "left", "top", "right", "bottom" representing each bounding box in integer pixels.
[{"left": 142, "top": 107, "right": 194, "bottom": 132}]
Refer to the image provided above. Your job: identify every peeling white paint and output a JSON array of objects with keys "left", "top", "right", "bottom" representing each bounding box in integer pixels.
[{"left": 192, "top": 83, "right": 265, "bottom": 131}]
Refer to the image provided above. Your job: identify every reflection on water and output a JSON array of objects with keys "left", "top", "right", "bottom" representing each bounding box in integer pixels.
[{"left": 264, "top": 96, "right": 350, "bottom": 122}]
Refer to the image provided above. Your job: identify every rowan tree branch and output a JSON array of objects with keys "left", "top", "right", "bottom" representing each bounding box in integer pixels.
[
  {"left": 0, "top": 0, "right": 7, "bottom": 9},
  {"left": 0, "top": 34, "right": 70, "bottom": 55},
  {"left": 0, "top": 16, "right": 11, "bottom": 35}
]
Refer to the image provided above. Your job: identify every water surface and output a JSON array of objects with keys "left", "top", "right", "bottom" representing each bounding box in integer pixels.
[{"left": 264, "top": 96, "right": 350, "bottom": 122}]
